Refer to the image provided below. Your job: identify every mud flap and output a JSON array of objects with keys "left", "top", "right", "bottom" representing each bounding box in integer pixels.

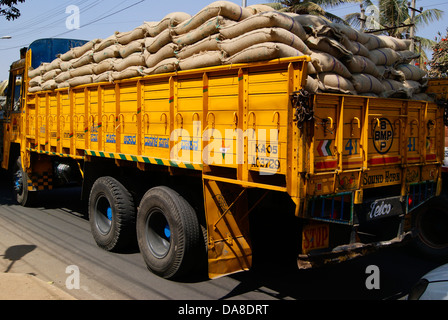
[{"left": 203, "top": 179, "right": 252, "bottom": 279}]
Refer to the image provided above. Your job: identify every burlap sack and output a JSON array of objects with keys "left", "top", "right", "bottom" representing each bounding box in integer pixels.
[
  {"left": 306, "top": 35, "right": 353, "bottom": 61},
  {"left": 173, "top": 16, "right": 231, "bottom": 47},
  {"left": 144, "top": 12, "right": 192, "bottom": 37},
  {"left": 142, "top": 58, "right": 179, "bottom": 75},
  {"left": 219, "top": 27, "right": 311, "bottom": 56},
  {"left": 381, "top": 79, "right": 409, "bottom": 98},
  {"left": 330, "top": 23, "right": 369, "bottom": 44},
  {"left": 341, "top": 37, "right": 370, "bottom": 57},
  {"left": 305, "top": 75, "right": 319, "bottom": 93},
  {"left": 47, "top": 58, "right": 62, "bottom": 72},
  {"left": 175, "top": 34, "right": 221, "bottom": 60},
  {"left": 223, "top": 42, "right": 279, "bottom": 64},
  {"left": 178, "top": 51, "right": 223, "bottom": 70},
  {"left": 369, "top": 48, "right": 400, "bottom": 66},
  {"left": 310, "top": 51, "right": 352, "bottom": 79},
  {"left": 396, "top": 50, "right": 420, "bottom": 64},
  {"left": 28, "top": 65, "right": 46, "bottom": 79},
  {"left": 61, "top": 39, "right": 100, "bottom": 61},
  {"left": 74, "top": 39, "right": 101, "bottom": 57},
  {"left": 70, "top": 64, "right": 95, "bottom": 78},
  {"left": 57, "top": 82, "right": 70, "bottom": 89},
  {"left": 396, "top": 64, "right": 427, "bottom": 81},
  {"left": 114, "top": 52, "right": 146, "bottom": 72},
  {"left": 288, "top": 13, "right": 331, "bottom": 29},
  {"left": 42, "top": 69, "right": 62, "bottom": 82},
  {"left": 95, "top": 35, "right": 118, "bottom": 52},
  {"left": 40, "top": 63, "right": 51, "bottom": 73},
  {"left": 55, "top": 71, "right": 71, "bottom": 83},
  {"left": 363, "top": 34, "right": 386, "bottom": 50},
  {"left": 276, "top": 43, "right": 306, "bottom": 58},
  {"left": 145, "top": 29, "right": 172, "bottom": 53},
  {"left": 112, "top": 66, "right": 144, "bottom": 81},
  {"left": 172, "top": 1, "right": 252, "bottom": 35},
  {"left": 377, "top": 66, "right": 405, "bottom": 81},
  {"left": 345, "top": 55, "right": 381, "bottom": 78},
  {"left": 220, "top": 11, "right": 307, "bottom": 41},
  {"left": 93, "top": 72, "right": 112, "bottom": 83},
  {"left": 60, "top": 61, "right": 72, "bottom": 72},
  {"left": 145, "top": 43, "right": 176, "bottom": 68},
  {"left": 310, "top": 24, "right": 343, "bottom": 41},
  {"left": 93, "top": 45, "right": 121, "bottom": 63},
  {"left": 29, "top": 76, "right": 42, "bottom": 87},
  {"left": 115, "top": 25, "right": 146, "bottom": 45},
  {"left": 307, "top": 60, "right": 319, "bottom": 75},
  {"left": 119, "top": 39, "right": 145, "bottom": 58},
  {"left": 68, "top": 75, "right": 93, "bottom": 87},
  {"left": 60, "top": 49, "right": 77, "bottom": 62},
  {"left": 72, "top": 51, "right": 94, "bottom": 69},
  {"left": 352, "top": 73, "right": 385, "bottom": 94},
  {"left": 42, "top": 80, "right": 58, "bottom": 91},
  {"left": 28, "top": 86, "right": 42, "bottom": 93},
  {"left": 317, "top": 72, "right": 356, "bottom": 95},
  {"left": 404, "top": 80, "right": 424, "bottom": 95},
  {"left": 378, "top": 35, "right": 410, "bottom": 51},
  {"left": 93, "top": 58, "right": 117, "bottom": 75}
]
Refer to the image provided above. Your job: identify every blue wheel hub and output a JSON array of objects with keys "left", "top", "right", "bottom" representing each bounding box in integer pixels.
[{"left": 107, "top": 207, "right": 113, "bottom": 221}]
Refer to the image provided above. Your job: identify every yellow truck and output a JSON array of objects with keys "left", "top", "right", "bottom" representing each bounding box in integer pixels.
[{"left": 1, "top": 38, "right": 447, "bottom": 280}]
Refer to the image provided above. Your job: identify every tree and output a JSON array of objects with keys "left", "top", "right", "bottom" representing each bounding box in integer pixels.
[
  {"left": 428, "top": 29, "right": 448, "bottom": 78},
  {"left": 1, "top": 0, "right": 25, "bottom": 21},
  {"left": 274, "top": 0, "right": 362, "bottom": 24},
  {"left": 345, "top": 1, "right": 443, "bottom": 47}
]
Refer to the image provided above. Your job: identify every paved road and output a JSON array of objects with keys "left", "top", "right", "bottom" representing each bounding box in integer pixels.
[{"left": 0, "top": 170, "right": 444, "bottom": 301}]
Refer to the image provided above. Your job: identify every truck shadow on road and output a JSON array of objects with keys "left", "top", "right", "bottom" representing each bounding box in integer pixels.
[{"left": 222, "top": 244, "right": 445, "bottom": 300}]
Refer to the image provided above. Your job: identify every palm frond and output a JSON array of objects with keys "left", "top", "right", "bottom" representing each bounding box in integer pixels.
[{"left": 415, "top": 9, "right": 444, "bottom": 28}]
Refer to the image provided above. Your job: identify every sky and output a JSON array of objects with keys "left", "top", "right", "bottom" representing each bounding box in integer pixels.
[{"left": 0, "top": 0, "right": 446, "bottom": 81}]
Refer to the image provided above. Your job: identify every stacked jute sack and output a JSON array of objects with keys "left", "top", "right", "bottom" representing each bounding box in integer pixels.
[
  {"left": 27, "top": 1, "right": 430, "bottom": 101},
  {"left": 296, "top": 14, "right": 431, "bottom": 101}
]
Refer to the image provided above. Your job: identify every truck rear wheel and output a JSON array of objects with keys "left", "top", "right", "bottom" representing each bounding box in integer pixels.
[
  {"left": 137, "top": 186, "right": 202, "bottom": 279},
  {"left": 13, "top": 157, "right": 34, "bottom": 207},
  {"left": 413, "top": 197, "right": 448, "bottom": 261},
  {"left": 89, "top": 176, "right": 136, "bottom": 252}
]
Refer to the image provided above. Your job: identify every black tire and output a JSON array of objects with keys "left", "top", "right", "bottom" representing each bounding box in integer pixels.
[
  {"left": 13, "top": 157, "right": 34, "bottom": 207},
  {"left": 413, "top": 197, "right": 448, "bottom": 261},
  {"left": 137, "top": 186, "right": 202, "bottom": 279},
  {"left": 89, "top": 176, "right": 136, "bottom": 252}
]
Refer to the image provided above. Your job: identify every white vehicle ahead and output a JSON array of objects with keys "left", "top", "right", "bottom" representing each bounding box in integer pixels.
[{"left": 408, "top": 263, "right": 448, "bottom": 300}]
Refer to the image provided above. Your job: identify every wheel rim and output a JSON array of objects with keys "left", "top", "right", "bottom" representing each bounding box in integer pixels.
[
  {"left": 94, "top": 195, "right": 113, "bottom": 235},
  {"left": 145, "top": 208, "right": 171, "bottom": 259},
  {"left": 14, "top": 170, "right": 24, "bottom": 196}
]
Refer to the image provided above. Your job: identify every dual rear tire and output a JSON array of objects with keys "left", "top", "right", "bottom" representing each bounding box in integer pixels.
[
  {"left": 412, "top": 197, "right": 448, "bottom": 261},
  {"left": 89, "top": 177, "right": 204, "bottom": 279},
  {"left": 137, "top": 186, "right": 203, "bottom": 279}
]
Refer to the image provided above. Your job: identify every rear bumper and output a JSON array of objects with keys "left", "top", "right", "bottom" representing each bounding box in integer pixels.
[{"left": 297, "top": 231, "right": 413, "bottom": 269}]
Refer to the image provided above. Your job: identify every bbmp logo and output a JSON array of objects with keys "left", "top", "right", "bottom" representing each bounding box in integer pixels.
[{"left": 373, "top": 118, "right": 394, "bottom": 155}]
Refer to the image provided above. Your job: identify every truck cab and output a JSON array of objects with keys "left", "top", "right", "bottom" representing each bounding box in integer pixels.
[
  {"left": 0, "top": 58, "right": 25, "bottom": 172},
  {"left": 1, "top": 39, "right": 87, "bottom": 172}
]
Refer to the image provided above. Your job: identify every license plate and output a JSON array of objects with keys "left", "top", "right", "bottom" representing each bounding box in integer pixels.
[
  {"left": 302, "top": 224, "right": 330, "bottom": 254},
  {"left": 364, "top": 196, "right": 403, "bottom": 222}
]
